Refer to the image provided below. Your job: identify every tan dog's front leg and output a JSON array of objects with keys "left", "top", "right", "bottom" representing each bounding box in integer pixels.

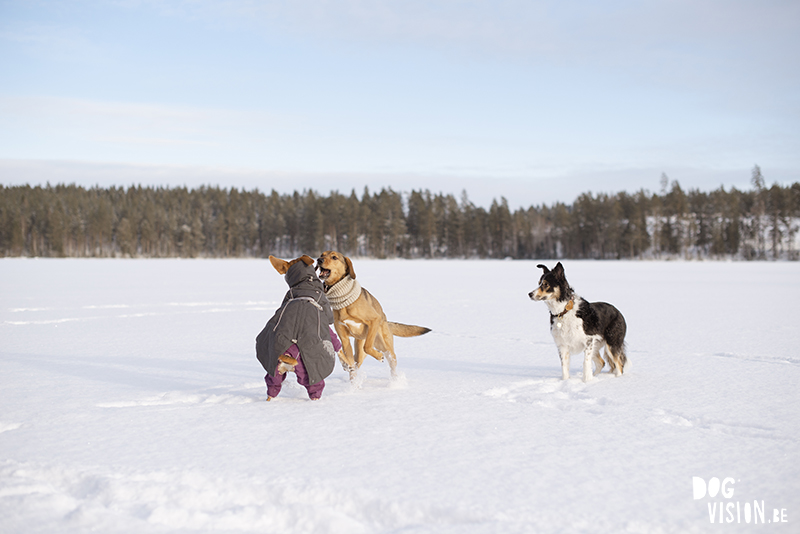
[
  {"left": 354, "top": 338, "right": 367, "bottom": 367},
  {"left": 363, "top": 321, "right": 386, "bottom": 362}
]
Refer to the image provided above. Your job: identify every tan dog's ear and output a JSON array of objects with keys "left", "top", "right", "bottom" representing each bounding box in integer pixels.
[
  {"left": 344, "top": 256, "right": 356, "bottom": 279},
  {"left": 299, "top": 255, "right": 314, "bottom": 266},
  {"left": 269, "top": 255, "right": 289, "bottom": 274}
]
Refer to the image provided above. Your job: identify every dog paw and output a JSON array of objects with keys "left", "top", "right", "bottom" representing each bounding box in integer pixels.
[
  {"left": 389, "top": 371, "right": 408, "bottom": 389},
  {"left": 348, "top": 369, "right": 366, "bottom": 390}
]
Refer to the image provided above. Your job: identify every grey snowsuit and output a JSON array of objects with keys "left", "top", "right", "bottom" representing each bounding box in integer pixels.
[{"left": 255, "top": 261, "right": 336, "bottom": 386}]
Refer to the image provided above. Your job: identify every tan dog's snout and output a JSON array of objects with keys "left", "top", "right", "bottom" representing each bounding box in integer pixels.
[{"left": 315, "top": 256, "right": 331, "bottom": 281}]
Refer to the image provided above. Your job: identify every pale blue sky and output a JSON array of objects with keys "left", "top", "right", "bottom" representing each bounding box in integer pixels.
[{"left": 1, "top": 0, "right": 798, "bottom": 207}]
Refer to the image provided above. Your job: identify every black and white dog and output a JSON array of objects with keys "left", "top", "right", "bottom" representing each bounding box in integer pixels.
[{"left": 529, "top": 262, "right": 627, "bottom": 382}]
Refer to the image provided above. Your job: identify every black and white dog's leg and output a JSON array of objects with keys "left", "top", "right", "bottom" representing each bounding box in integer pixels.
[
  {"left": 604, "top": 347, "right": 617, "bottom": 375},
  {"left": 606, "top": 345, "right": 624, "bottom": 377},
  {"left": 592, "top": 339, "right": 606, "bottom": 377},
  {"left": 559, "top": 349, "right": 571, "bottom": 380},
  {"left": 583, "top": 338, "right": 598, "bottom": 382}
]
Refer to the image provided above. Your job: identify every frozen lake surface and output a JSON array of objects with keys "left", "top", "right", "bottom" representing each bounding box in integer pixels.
[{"left": 1, "top": 258, "right": 798, "bottom": 533}]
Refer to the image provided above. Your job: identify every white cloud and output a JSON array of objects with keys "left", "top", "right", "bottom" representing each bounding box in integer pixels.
[
  {"left": 0, "top": 21, "right": 102, "bottom": 62},
  {"left": 0, "top": 95, "right": 301, "bottom": 159},
  {"left": 179, "top": 1, "right": 800, "bottom": 66},
  {"left": 122, "top": 0, "right": 799, "bottom": 118}
]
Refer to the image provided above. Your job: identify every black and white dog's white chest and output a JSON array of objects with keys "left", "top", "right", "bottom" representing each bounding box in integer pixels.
[{"left": 549, "top": 300, "right": 596, "bottom": 353}]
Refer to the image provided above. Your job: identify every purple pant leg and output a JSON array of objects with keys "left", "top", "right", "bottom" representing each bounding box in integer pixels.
[
  {"left": 329, "top": 327, "right": 342, "bottom": 352},
  {"left": 283, "top": 344, "right": 301, "bottom": 359},
  {"left": 295, "top": 354, "right": 325, "bottom": 400},
  {"left": 265, "top": 371, "right": 285, "bottom": 399},
  {"left": 265, "top": 344, "right": 325, "bottom": 400},
  {"left": 264, "top": 345, "right": 300, "bottom": 399}
]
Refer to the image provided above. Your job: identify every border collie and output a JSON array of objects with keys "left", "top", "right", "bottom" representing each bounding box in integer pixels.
[{"left": 529, "top": 262, "right": 627, "bottom": 382}]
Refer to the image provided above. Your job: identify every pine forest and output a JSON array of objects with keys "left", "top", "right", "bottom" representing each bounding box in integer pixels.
[{"left": 2, "top": 167, "right": 798, "bottom": 261}]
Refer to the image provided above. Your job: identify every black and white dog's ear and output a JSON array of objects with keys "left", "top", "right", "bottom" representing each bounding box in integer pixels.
[
  {"left": 553, "top": 262, "right": 565, "bottom": 278},
  {"left": 536, "top": 264, "right": 550, "bottom": 274}
]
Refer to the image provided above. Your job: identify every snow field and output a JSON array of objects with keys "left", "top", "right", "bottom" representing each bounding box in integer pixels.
[{"left": 1, "top": 258, "right": 798, "bottom": 533}]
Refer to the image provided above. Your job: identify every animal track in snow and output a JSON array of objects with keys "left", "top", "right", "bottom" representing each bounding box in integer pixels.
[
  {"left": 650, "top": 409, "right": 789, "bottom": 442},
  {"left": 97, "top": 384, "right": 264, "bottom": 408},
  {"left": 714, "top": 352, "right": 799, "bottom": 366},
  {"left": 482, "top": 377, "right": 612, "bottom": 412},
  {"left": 650, "top": 409, "right": 693, "bottom": 428},
  {"left": 0, "top": 422, "right": 22, "bottom": 433}
]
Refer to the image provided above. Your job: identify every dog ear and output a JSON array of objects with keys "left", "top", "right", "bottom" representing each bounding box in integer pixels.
[
  {"left": 553, "top": 262, "right": 565, "bottom": 278},
  {"left": 536, "top": 264, "right": 550, "bottom": 274},
  {"left": 345, "top": 256, "right": 356, "bottom": 279},
  {"left": 269, "top": 255, "right": 289, "bottom": 274},
  {"left": 299, "top": 255, "right": 314, "bottom": 266}
]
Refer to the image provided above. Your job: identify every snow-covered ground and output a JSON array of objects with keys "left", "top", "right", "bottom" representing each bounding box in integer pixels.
[{"left": 1, "top": 258, "right": 798, "bottom": 533}]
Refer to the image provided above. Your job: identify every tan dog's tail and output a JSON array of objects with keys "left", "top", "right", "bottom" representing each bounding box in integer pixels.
[{"left": 388, "top": 322, "right": 431, "bottom": 337}]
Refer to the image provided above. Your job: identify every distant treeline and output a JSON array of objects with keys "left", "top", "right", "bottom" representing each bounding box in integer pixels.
[{"left": 1, "top": 167, "right": 798, "bottom": 260}]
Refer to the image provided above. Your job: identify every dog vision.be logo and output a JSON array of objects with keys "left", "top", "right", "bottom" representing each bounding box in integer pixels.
[{"left": 693, "top": 477, "right": 789, "bottom": 525}]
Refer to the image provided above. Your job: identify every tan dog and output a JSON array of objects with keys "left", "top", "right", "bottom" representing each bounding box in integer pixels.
[{"left": 316, "top": 251, "right": 430, "bottom": 380}]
